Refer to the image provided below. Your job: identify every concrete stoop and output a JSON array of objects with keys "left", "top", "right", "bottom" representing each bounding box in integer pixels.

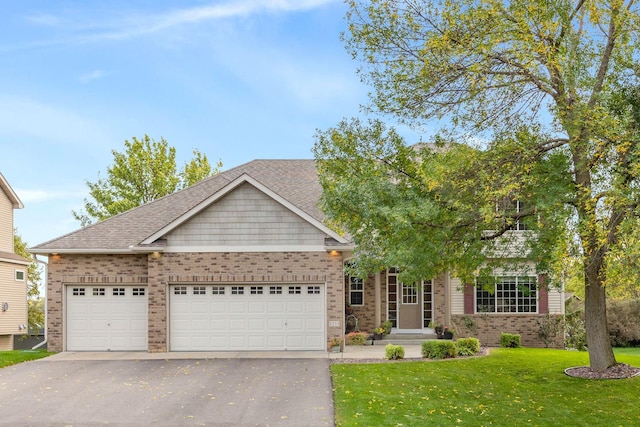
[{"left": 373, "top": 333, "right": 440, "bottom": 346}]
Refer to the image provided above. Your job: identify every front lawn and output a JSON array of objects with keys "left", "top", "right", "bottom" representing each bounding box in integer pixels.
[
  {"left": 331, "top": 348, "right": 640, "bottom": 426},
  {"left": 0, "top": 350, "right": 52, "bottom": 368}
]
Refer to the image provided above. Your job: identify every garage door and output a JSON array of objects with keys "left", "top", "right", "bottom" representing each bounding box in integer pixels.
[
  {"left": 169, "top": 284, "right": 325, "bottom": 351},
  {"left": 66, "top": 286, "right": 148, "bottom": 351}
]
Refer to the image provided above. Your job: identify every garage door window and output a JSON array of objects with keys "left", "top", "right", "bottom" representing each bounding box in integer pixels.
[
  {"left": 113, "top": 288, "right": 125, "bottom": 296},
  {"left": 212, "top": 286, "right": 225, "bottom": 295},
  {"left": 72, "top": 288, "right": 85, "bottom": 296},
  {"left": 250, "top": 286, "right": 264, "bottom": 294},
  {"left": 193, "top": 286, "right": 206, "bottom": 295},
  {"left": 174, "top": 286, "right": 187, "bottom": 295},
  {"left": 93, "top": 288, "right": 105, "bottom": 296},
  {"left": 308, "top": 286, "right": 320, "bottom": 294},
  {"left": 231, "top": 286, "right": 244, "bottom": 295},
  {"left": 133, "top": 288, "right": 145, "bottom": 296},
  {"left": 288, "top": 286, "right": 301, "bottom": 294},
  {"left": 270, "top": 286, "right": 282, "bottom": 294}
]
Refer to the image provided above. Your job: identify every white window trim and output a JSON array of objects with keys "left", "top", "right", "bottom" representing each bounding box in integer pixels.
[
  {"left": 15, "top": 269, "right": 25, "bottom": 281},
  {"left": 348, "top": 275, "right": 364, "bottom": 306},
  {"left": 401, "top": 283, "right": 419, "bottom": 305}
]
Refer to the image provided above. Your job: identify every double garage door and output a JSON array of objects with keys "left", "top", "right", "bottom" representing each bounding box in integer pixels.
[
  {"left": 170, "top": 284, "right": 326, "bottom": 351},
  {"left": 66, "top": 284, "right": 325, "bottom": 351}
]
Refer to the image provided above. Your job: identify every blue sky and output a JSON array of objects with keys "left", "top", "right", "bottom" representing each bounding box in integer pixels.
[{"left": 1, "top": 0, "right": 424, "bottom": 248}]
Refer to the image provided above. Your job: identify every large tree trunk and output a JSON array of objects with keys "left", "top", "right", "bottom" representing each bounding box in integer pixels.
[{"left": 584, "top": 266, "right": 616, "bottom": 371}]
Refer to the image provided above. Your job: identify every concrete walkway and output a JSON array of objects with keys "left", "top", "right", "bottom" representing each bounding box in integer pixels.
[{"left": 41, "top": 344, "right": 424, "bottom": 361}]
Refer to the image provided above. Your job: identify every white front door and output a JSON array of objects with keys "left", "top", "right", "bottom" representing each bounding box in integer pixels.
[
  {"left": 66, "top": 285, "right": 148, "bottom": 351},
  {"left": 169, "top": 284, "right": 325, "bottom": 351}
]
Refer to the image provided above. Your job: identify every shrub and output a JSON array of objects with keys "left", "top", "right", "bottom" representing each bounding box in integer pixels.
[
  {"left": 607, "top": 299, "right": 640, "bottom": 347},
  {"left": 421, "top": 340, "right": 457, "bottom": 359},
  {"left": 500, "top": 333, "right": 521, "bottom": 348},
  {"left": 456, "top": 337, "right": 481, "bottom": 356},
  {"left": 381, "top": 321, "right": 393, "bottom": 335},
  {"left": 345, "top": 331, "right": 368, "bottom": 346},
  {"left": 537, "top": 314, "right": 564, "bottom": 348},
  {"left": 385, "top": 344, "right": 405, "bottom": 360}
]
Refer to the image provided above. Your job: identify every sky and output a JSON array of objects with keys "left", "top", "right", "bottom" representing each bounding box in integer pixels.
[{"left": 0, "top": 0, "right": 425, "bottom": 248}]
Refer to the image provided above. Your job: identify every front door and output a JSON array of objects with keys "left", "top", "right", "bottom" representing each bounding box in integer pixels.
[{"left": 398, "top": 283, "right": 421, "bottom": 329}]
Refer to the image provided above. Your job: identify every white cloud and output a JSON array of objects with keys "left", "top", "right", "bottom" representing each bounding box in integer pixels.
[{"left": 79, "top": 69, "right": 108, "bottom": 84}]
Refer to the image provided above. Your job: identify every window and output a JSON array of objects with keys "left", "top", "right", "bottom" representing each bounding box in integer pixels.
[
  {"left": 402, "top": 283, "right": 418, "bottom": 304},
  {"left": 174, "top": 286, "right": 187, "bottom": 295},
  {"left": 498, "top": 198, "right": 528, "bottom": 231},
  {"left": 93, "top": 288, "right": 105, "bottom": 296},
  {"left": 231, "top": 286, "right": 244, "bottom": 295},
  {"left": 476, "top": 276, "right": 537, "bottom": 313},
  {"left": 211, "top": 286, "right": 225, "bottom": 295},
  {"left": 15, "top": 270, "right": 25, "bottom": 281},
  {"left": 112, "top": 288, "right": 125, "bottom": 296},
  {"left": 308, "top": 286, "right": 321, "bottom": 294},
  {"left": 348, "top": 274, "right": 364, "bottom": 306},
  {"left": 193, "top": 286, "right": 206, "bottom": 295},
  {"left": 288, "top": 286, "right": 301, "bottom": 294},
  {"left": 269, "top": 286, "right": 282, "bottom": 295},
  {"left": 72, "top": 288, "right": 85, "bottom": 296},
  {"left": 132, "top": 288, "right": 145, "bottom": 296},
  {"left": 250, "top": 286, "right": 263, "bottom": 295}
]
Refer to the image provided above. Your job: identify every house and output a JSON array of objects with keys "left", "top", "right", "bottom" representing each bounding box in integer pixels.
[
  {"left": 30, "top": 159, "right": 564, "bottom": 353},
  {"left": 0, "top": 172, "right": 29, "bottom": 351}
]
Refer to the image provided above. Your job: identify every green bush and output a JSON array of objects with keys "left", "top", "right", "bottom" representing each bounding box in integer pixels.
[
  {"left": 385, "top": 344, "right": 405, "bottom": 360},
  {"left": 607, "top": 299, "right": 640, "bottom": 347},
  {"left": 456, "top": 337, "right": 481, "bottom": 356},
  {"left": 421, "top": 340, "right": 457, "bottom": 359},
  {"left": 500, "top": 333, "right": 521, "bottom": 348},
  {"left": 345, "top": 331, "right": 369, "bottom": 345}
]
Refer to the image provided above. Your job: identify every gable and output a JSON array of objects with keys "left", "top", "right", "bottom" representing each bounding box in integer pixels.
[{"left": 165, "top": 182, "right": 330, "bottom": 251}]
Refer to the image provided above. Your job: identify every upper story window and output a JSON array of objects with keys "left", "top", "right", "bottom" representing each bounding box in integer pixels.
[
  {"left": 15, "top": 270, "right": 25, "bottom": 281},
  {"left": 476, "top": 276, "right": 537, "bottom": 313},
  {"left": 497, "top": 198, "right": 528, "bottom": 231}
]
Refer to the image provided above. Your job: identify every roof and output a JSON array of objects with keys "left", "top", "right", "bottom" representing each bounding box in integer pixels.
[
  {"left": 0, "top": 172, "right": 24, "bottom": 209},
  {"left": 30, "top": 159, "right": 345, "bottom": 254},
  {"left": 0, "top": 250, "right": 30, "bottom": 265}
]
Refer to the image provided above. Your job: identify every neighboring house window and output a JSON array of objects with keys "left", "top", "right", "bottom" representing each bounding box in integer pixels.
[
  {"left": 348, "top": 274, "right": 364, "bottom": 306},
  {"left": 15, "top": 270, "right": 25, "bottom": 281},
  {"left": 476, "top": 276, "right": 537, "bottom": 313}
]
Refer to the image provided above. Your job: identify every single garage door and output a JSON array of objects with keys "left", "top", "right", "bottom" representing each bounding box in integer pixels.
[
  {"left": 66, "top": 285, "right": 148, "bottom": 351},
  {"left": 170, "top": 284, "right": 325, "bottom": 351}
]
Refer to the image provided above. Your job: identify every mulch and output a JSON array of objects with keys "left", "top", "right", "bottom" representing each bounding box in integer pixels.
[{"left": 564, "top": 363, "right": 640, "bottom": 379}]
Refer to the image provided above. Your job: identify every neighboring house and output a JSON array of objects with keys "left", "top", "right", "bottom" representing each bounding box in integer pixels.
[
  {"left": 30, "top": 159, "right": 564, "bottom": 353},
  {"left": 0, "top": 172, "right": 29, "bottom": 351}
]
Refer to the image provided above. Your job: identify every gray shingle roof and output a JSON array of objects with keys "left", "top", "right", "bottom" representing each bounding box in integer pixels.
[{"left": 30, "top": 160, "right": 326, "bottom": 253}]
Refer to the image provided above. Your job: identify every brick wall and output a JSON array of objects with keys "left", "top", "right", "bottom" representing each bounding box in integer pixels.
[{"left": 451, "top": 314, "right": 565, "bottom": 348}]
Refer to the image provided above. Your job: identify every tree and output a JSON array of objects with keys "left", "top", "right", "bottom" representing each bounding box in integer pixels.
[
  {"left": 73, "top": 135, "right": 221, "bottom": 226},
  {"left": 14, "top": 231, "right": 43, "bottom": 332},
  {"left": 316, "top": 0, "right": 640, "bottom": 370}
]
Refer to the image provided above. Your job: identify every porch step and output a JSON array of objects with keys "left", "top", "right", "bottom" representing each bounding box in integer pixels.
[{"left": 372, "top": 333, "right": 439, "bottom": 346}]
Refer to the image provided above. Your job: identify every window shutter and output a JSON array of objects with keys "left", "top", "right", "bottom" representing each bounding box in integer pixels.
[
  {"left": 538, "top": 274, "right": 549, "bottom": 314},
  {"left": 463, "top": 283, "right": 474, "bottom": 314}
]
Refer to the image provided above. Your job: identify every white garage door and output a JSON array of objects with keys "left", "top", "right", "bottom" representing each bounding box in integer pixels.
[
  {"left": 170, "top": 284, "right": 325, "bottom": 351},
  {"left": 66, "top": 286, "right": 148, "bottom": 351}
]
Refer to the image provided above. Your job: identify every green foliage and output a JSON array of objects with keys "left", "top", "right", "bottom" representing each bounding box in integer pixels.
[
  {"left": 345, "top": 332, "right": 368, "bottom": 346},
  {"left": 73, "top": 135, "right": 221, "bottom": 226},
  {"left": 456, "top": 338, "right": 481, "bottom": 356},
  {"left": 331, "top": 348, "right": 640, "bottom": 426},
  {"left": 606, "top": 299, "right": 640, "bottom": 347},
  {"left": 385, "top": 344, "right": 405, "bottom": 360},
  {"left": 536, "top": 314, "right": 564, "bottom": 348},
  {"left": 13, "top": 232, "right": 43, "bottom": 331},
  {"left": 381, "top": 320, "right": 393, "bottom": 335},
  {"left": 564, "top": 297, "right": 587, "bottom": 351},
  {"left": 500, "top": 333, "right": 522, "bottom": 348},
  {"left": 421, "top": 340, "right": 457, "bottom": 359}
]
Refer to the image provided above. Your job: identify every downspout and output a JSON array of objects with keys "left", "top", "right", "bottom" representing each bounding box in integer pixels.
[{"left": 31, "top": 256, "right": 47, "bottom": 350}]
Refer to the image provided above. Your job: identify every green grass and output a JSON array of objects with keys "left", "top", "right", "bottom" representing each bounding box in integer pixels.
[
  {"left": 331, "top": 348, "right": 640, "bottom": 426},
  {"left": 0, "top": 350, "right": 52, "bottom": 368}
]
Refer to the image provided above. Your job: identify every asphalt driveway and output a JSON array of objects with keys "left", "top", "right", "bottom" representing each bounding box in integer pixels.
[{"left": 0, "top": 357, "right": 334, "bottom": 426}]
